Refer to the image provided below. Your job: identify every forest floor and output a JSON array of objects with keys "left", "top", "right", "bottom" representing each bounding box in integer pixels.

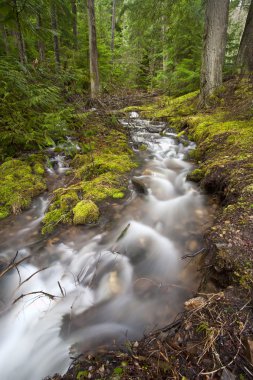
[{"left": 46, "top": 78, "right": 253, "bottom": 380}]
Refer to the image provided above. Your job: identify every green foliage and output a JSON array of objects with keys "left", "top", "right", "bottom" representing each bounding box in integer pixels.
[{"left": 0, "top": 59, "right": 75, "bottom": 158}]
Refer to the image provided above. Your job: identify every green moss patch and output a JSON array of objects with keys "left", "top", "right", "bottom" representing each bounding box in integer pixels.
[
  {"left": 73, "top": 200, "right": 99, "bottom": 225},
  {"left": 0, "top": 158, "right": 46, "bottom": 217}
]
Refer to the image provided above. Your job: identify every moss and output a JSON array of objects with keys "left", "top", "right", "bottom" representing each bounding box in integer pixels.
[
  {"left": 60, "top": 191, "right": 79, "bottom": 210},
  {"left": 0, "top": 206, "right": 9, "bottom": 220},
  {"left": 187, "top": 168, "right": 205, "bottom": 182},
  {"left": 33, "top": 162, "right": 45, "bottom": 175},
  {"left": 0, "top": 159, "right": 46, "bottom": 216},
  {"left": 76, "top": 152, "right": 137, "bottom": 180},
  {"left": 73, "top": 200, "right": 99, "bottom": 225},
  {"left": 124, "top": 91, "right": 199, "bottom": 121},
  {"left": 82, "top": 172, "right": 125, "bottom": 202},
  {"left": 42, "top": 208, "right": 72, "bottom": 234},
  {"left": 112, "top": 191, "right": 125, "bottom": 199},
  {"left": 139, "top": 144, "right": 148, "bottom": 151}
]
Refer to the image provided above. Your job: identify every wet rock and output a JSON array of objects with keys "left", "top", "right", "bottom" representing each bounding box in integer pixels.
[
  {"left": 164, "top": 158, "right": 190, "bottom": 171},
  {"left": 131, "top": 176, "right": 149, "bottom": 194}
]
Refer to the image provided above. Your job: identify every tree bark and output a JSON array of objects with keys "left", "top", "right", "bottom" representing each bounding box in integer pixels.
[
  {"left": 71, "top": 0, "right": 78, "bottom": 50},
  {"left": 13, "top": 0, "right": 27, "bottom": 64},
  {"left": 111, "top": 0, "right": 116, "bottom": 58},
  {"left": 87, "top": 0, "right": 100, "bottom": 99},
  {"left": 51, "top": 3, "right": 60, "bottom": 67},
  {"left": 199, "top": 0, "right": 229, "bottom": 106},
  {"left": 237, "top": 0, "right": 253, "bottom": 73},
  {"left": 37, "top": 14, "right": 45, "bottom": 62},
  {"left": 1, "top": 25, "right": 9, "bottom": 55}
]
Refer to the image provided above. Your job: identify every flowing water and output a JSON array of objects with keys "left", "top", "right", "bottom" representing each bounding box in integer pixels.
[{"left": 0, "top": 113, "right": 209, "bottom": 380}]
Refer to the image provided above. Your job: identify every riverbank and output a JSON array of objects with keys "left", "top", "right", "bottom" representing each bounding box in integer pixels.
[{"left": 48, "top": 78, "right": 253, "bottom": 379}]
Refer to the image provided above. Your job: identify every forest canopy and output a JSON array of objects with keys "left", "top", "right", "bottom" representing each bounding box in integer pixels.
[{"left": 0, "top": 0, "right": 252, "bottom": 158}]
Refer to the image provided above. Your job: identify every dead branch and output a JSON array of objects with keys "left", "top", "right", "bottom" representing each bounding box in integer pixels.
[
  {"left": 13, "top": 290, "right": 61, "bottom": 304},
  {"left": 181, "top": 247, "right": 205, "bottom": 259},
  {"left": 0, "top": 254, "right": 31, "bottom": 279}
]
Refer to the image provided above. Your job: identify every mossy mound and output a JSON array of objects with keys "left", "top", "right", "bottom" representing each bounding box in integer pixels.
[
  {"left": 42, "top": 190, "right": 79, "bottom": 234},
  {"left": 75, "top": 152, "right": 136, "bottom": 180},
  {"left": 0, "top": 158, "right": 46, "bottom": 218},
  {"left": 42, "top": 113, "right": 136, "bottom": 234},
  {"left": 82, "top": 172, "right": 125, "bottom": 201},
  {"left": 73, "top": 200, "right": 99, "bottom": 225}
]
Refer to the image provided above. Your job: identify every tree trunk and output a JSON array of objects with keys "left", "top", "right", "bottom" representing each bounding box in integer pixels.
[
  {"left": 51, "top": 3, "right": 60, "bottom": 67},
  {"left": 199, "top": 0, "right": 229, "bottom": 106},
  {"left": 37, "top": 14, "right": 45, "bottom": 62},
  {"left": 71, "top": 0, "right": 78, "bottom": 50},
  {"left": 237, "top": 0, "right": 253, "bottom": 73},
  {"left": 1, "top": 25, "right": 9, "bottom": 55},
  {"left": 111, "top": 0, "right": 116, "bottom": 58},
  {"left": 87, "top": 0, "right": 100, "bottom": 99},
  {"left": 14, "top": 0, "right": 27, "bottom": 64}
]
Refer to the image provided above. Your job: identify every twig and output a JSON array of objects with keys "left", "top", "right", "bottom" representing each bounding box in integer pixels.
[
  {"left": 58, "top": 281, "right": 66, "bottom": 297},
  {"left": 181, "top": 248, "right": 205, "bottom": 259},
  {"left": 13, "top": 290, "right": 60, "bottom": 304},
  {"left": 18, "top": 267, "right": 48, "bottom": 288},
  {"left": 0, "top": 255, "right": 32, "bottom": 278}
]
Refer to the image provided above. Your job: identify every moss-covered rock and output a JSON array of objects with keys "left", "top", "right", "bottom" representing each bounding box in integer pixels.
[
  {"left": 75, "top": 152, "right": 136, "bottom": 180},
  {"left": 73, "top": 200, "right": 99, "bottom": 225},
  {"left": 82, "top": 172, "right": 125, "bottom": 202},
  {"left": 60, "top": 191, "right": 79, "bottom": 210},
  {"left": 187, "top": 168, "right": 205, "bottom": 182},
  {"left": 0, "top": 158, "right": 46, "bottom": 217}
]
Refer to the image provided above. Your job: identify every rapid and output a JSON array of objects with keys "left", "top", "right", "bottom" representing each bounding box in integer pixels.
[{"left": 0, "top": 112, "right": 209, "bottom": 380}]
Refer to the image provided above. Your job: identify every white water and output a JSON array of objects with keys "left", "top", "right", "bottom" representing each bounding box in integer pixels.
[{"left": 0, "top": 112, "right": 208, "bottom": 380}]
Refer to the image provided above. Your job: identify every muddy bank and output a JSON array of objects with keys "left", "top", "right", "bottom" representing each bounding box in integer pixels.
[{"left": 48, "top": 79, "right": 253, "bottom": 379}]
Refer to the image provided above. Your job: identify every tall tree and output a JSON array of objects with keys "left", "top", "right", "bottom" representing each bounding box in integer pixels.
[
  {"left": 237, "top": 0, "right": 253, "bottom": 72},
  {"left": 37, "top": 13, "right": 45, "bottom": 62},
  {"left": 51, "top": 2, "right": 61, "bottom": 67},
  {"left": 71, "top": 0, "right": 78, "bottom": 50},
  {"left": 13, "top": 0, "right": 27, "bottom": 64},
  {"left": 87, "top": 0, "right": 100, "bottom": 98},
  {"left": 111, "top": 0, "right": 116, "bottom": 56},
  {"left": 199, "top": 0, "right": 229, "bottom": 106}
]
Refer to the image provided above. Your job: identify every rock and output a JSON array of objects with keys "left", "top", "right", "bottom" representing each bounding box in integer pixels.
[
  {"left": 131, "top": 176, "right": 149, "bottom": 194},
  {"left": 184, "top": 296, "right": 206, "bottom": 310},
  {"left": 164, "top": 158, "right": 190, "bottom": 170}
]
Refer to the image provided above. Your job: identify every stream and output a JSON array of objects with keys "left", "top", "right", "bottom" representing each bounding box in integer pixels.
[{"left": 0, "top": 112, "right": 210, "bottom": 380}]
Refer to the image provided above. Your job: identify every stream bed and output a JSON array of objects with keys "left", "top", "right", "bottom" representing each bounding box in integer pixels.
[{"left": 0, "top": 113, "right": 210, "bottom": 380}]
